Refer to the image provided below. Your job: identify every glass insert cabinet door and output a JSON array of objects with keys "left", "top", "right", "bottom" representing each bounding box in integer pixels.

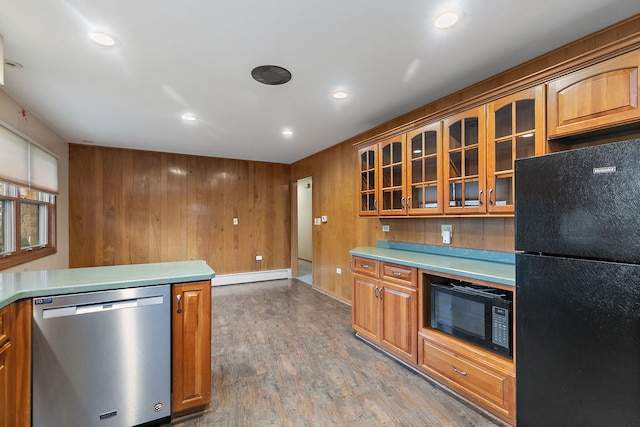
[
  {"left": 406, "top": 122, "right": 443, "bottom": 215},
  {"left": 487, "top": 86, "right": 545, "bottom": 213},
  {"left": 443, "top": 106, "right": 486, "bottom": 214},
  {"left": 378, "top": 135, "right": 407, "bottom": 216},
  {"left": 358, "top": 145, "right": 378, "bottom": 216}
]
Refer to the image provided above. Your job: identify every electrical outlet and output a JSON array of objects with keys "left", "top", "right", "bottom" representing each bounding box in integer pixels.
[
  {"left": 314, "top": 218, "right": 321, "bottom": 225},
  {"left": 321, "top": 215, "right": 328, "bottom": 223},
  {"left": 441, "top": 224, "right": 452, "bottom": 245},
  {"left": 336, "top": 268, "right": 342, "bottom": 274},
  {"left": 233, "top": 217, "right": 238, "bottom": 225},
  {"left": 256, "top": 255, "right": 262, "bottom": 261},
  {"left": 382, "top": 225, "right": 390, "bottom": 232}
]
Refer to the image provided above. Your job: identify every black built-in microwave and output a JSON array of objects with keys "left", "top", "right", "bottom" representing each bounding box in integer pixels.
[{"left": 430, "top": 281, "right": 512, "bottom": 357}]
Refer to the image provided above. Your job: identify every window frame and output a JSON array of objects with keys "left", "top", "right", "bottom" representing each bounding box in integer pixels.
[{"left": 0, "top": 192, "right": 56, "bottom": 270}]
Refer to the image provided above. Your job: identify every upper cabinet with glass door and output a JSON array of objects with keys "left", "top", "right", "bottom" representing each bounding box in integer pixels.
[
  {"left": 486, "top": 86, "right": 545, "bottom": 214},
  {"left": 378, "top": 135, "right": 407, "bottom": 216},
  {"left": 443, "top": 107, "right": 486, "bottom": 214},
  {"left": 358, "top": 144, "right": 378, "bottom": 216},
  {"left": 406, "top": 122, "right": 443, "bottom": 215}
]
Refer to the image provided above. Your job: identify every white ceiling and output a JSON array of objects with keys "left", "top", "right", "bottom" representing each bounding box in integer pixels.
[{"left": 1, "top": 1, "right": 639, "bottom": 164}]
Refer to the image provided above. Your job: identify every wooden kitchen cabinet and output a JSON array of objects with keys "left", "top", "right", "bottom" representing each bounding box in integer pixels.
[
  {"left": 351, "top": 257, "right": 418, "bottom": 363},
  {"left": 486, "top": 85, "right": 545, "bottom": 214},
  {"left": 406, "top": 122, "right": 443, "bottom": 215},
  {"left": 0, "top": 301, "right": 31, "bottom": 427},
  {"left": 548, "top": 49, "right": 640, "bottom": 138},
  {"left": 358, "top": 144, "right": 379, "bottom": 216},
  {"left": 378, "top": 134, "right": 407, "bottom": 216},
  {"left": 443, "top": 106, "right": 486, "bottom": 214},
  {"left": 418, "top": 331, "right": 516, "bottom": 424},
  {"left": 172, "top": 281, "right": 212, "bottom": 418}
]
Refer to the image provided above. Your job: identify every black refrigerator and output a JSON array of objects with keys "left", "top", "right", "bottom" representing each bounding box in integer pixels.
[{"left": 514, "top": 138, "right": 640, "bottom": 427}]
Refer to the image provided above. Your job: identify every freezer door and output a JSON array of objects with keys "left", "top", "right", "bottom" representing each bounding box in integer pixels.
[
  {"left": 514, "top": 138, "right": 640, "bottom": 263},
  {"left": 516, "top": 253, "right": 640, "bottom": 426}
]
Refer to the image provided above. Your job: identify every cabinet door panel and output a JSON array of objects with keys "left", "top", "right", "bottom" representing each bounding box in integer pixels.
[
  {"left": 379, "top": 136, "right": 407, "bottom": 215},
  {"left": 172, "top": 281, "right": 212, "bottom": 417},
  {"left": 548, "top": 50, "right": 640, "bottom": 137},
  {"left": 487, "top": 85, "right": 544, "bottom": 214},
  {"left": 379, "top": 282, "right": 417, "bottom": 363},
  {"left": 406, "top": 122, "right": 443, "bottom": 215},
  {"left": 352, "top": 275, "right": 379, "bottom": 342},
  {"left": 0, "top": 342, "right": 11, "bottom": 427},
  {"left": 443, "top": 107, "right": 486, "bottom": 214},
  {"left": 358, "top": 145, "right": 378, "bottom": 216}
]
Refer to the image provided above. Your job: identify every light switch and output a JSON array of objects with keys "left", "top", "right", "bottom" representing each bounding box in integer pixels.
[{"left": 321, "top": 215, "right": 328, "bottom": 223}]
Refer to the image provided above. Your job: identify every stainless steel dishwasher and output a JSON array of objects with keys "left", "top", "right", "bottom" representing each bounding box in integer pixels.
[{"left": 32, "top": 285, "right": 171, "bottom": 427}]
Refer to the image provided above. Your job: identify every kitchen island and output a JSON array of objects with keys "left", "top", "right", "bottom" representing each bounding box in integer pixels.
[{"left": 0, "top": 260, "right": 215, "bottom": 426}]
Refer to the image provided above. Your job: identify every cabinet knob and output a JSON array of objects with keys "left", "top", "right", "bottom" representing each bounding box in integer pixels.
[{"left": 176, "top": 294, "right": 182, "bottom": 314}]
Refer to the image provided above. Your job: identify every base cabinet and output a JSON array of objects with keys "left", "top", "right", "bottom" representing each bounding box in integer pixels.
[
  {"left": 352, "top": 255, "right": 516, "bottom": 426},
  {"left": 0, "top": 301, "right": 31, "bottom": 427},
  {"left": 172, "top": 281, "right": 212, "bottom": 418},
  {"left": 352, "top": 257, "right": 418, "bottom": 364},
  {"left": 418, "top": 332, "right": 515, "bottom": 424}
]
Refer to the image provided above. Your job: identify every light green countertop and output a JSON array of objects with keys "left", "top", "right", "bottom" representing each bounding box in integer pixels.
[
  {"left": 0, "top": 260, "right": 215, "bottom": 309},
  {"left": 350, "top": 242, "right": 515, "bottom": 286}
]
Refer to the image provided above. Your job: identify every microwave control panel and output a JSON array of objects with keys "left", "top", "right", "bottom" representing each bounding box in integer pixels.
[{"left": 492, "top": 306, "right": 510, "bottom": 349}]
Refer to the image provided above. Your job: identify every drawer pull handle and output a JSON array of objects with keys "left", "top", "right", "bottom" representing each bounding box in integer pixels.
[
  {"left": 392, "top": 272, "right": 402, "bottom": 276},
  {"left": 176, "top": 294, "right": 182, "bottom": 314},
  {"left": 360, "top": 264, "right": 369, "bottom": 269},
  {"left": 451, "top": 365, "right": 467, "bottom": 376},
  {"left": 374, "top": 286, "right": 379, "bottom": 299}
]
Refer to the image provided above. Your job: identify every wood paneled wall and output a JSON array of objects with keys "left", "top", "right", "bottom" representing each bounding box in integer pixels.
[{"left": 69, "top": 144, "right": 290, "bottom": 273}]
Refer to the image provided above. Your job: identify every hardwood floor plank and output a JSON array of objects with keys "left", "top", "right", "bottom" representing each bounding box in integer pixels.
[{"left": 168, "top": 280, "right": 500, "bottom": 427}]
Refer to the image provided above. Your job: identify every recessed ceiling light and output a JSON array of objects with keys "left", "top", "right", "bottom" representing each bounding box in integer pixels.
[
  {"left": 435, "top": 11, "right": 461, "bottom": 29},
  {"left": 89, "top": 31, "right": 116, "bottom": 46},
  {"left": 332, "top": 90, "right": 349, "bottom": 100},
  {"left": 281, "top": 129, "right": 293, "bottom": 136},
  {"left": 182, "top": 113, "right": 197, "bottom": 122}
]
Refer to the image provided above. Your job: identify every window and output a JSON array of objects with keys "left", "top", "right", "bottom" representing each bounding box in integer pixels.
[
  {"left": 0, "top": 121, "right": 58, "bottom": 270},
  {"left": 0, "top": 183, "right": 57, "bottom": 270}
]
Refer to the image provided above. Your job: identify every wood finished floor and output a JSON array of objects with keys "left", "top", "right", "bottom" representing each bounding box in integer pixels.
[{"left": 168, "top": 279, "right": 500, "bottom": 427}]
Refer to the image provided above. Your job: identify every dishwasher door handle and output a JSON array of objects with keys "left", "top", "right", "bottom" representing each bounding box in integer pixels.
[{"left": 42, "top": 295, "right": 164, "bottom": 319}]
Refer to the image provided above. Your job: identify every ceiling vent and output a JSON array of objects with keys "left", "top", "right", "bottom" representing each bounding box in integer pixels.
[{"left": 251, "top": 65, "right": 292, "bottom": 85}]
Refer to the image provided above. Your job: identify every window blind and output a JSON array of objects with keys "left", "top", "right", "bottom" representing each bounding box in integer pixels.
[{"left": 0, "top": 120, "right": 58, "bottom": 193}]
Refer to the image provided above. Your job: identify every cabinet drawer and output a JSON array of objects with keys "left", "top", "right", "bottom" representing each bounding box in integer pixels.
[
  {"left": 420, "top": 337, "right": 514, "bottom": 415},
  {"left": 352, "top": 257, "right": 379, "bottom": 277},
  {"left": 381, "top": 262, "right": 416, "bottom": 286}
]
